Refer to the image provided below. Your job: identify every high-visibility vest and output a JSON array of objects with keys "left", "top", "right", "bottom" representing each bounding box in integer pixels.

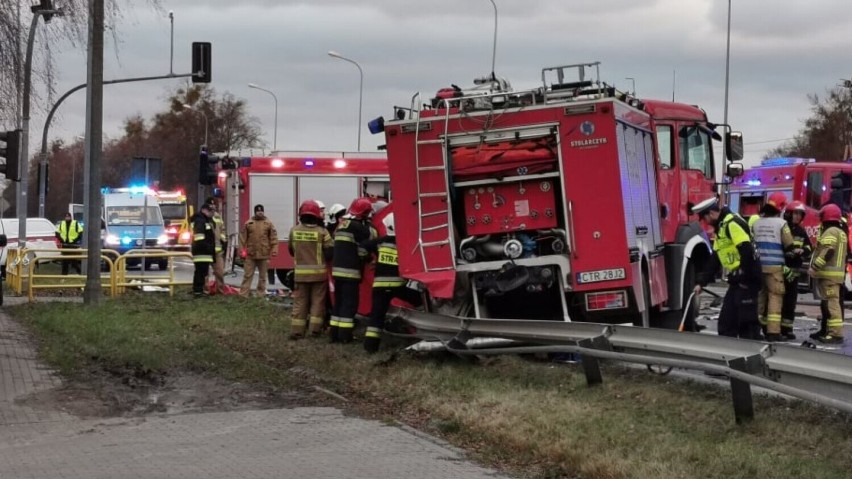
[
  {"left": 373, "top": 238, "right": 405, "bottom": 288},
  {"left": 753, "top": 216, "right": 789, "bottom": 270},
  {"left": 289, "top": 224, "right": 332, "bottom": 282},
  {"left": 714, "top": 213, "right": 751, "bottom": 273},
  {"left": 57, "top": 220, "right": 82, "bottom": 243}
]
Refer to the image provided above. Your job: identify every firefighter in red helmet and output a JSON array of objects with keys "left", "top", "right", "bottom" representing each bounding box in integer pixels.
[
  {"left": 752, "top": 191, "right": 794, "bottom": 341},
  {"left": 288, "top": 200, "right": 334, "bottom": 339},
  {"left": 780, "top": 201, "right": 812, "bottom": 340},
  {"left": 330, "top": 198, "right": 377, "bottom": 343},
  {"left": 808, "top": 203, "right": 847, "bottom": 344}
]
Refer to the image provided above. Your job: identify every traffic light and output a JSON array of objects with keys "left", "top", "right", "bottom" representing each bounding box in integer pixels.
[
  {"left": 198, "top": 147, "right": 218, "bottom": 185},
  {"left": 0, "top": 129, "right": 22, "bottom": 181},
  {"left": 191, "top": 42, "right": 212, "bottom": 84}
]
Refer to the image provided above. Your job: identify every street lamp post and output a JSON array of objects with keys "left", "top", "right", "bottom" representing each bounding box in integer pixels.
[
  {"left": 247, "top": 83, "right": 278, "bottom": 151},
  {"left": 723, "top": 0, "right": 731, "bottom": 132},
  {"left": 327, "top": 50, "right": 363, "bottom": 152}
]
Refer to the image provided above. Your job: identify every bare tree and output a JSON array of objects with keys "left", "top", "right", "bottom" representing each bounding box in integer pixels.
[{"left": 767, "top": 87, "right": 852, "bottom": 161}]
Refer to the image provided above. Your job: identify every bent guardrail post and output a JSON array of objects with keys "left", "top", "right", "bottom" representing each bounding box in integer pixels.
[
  {"left": 577, "top": 337, "right": 606, "bottom": 386},
  {"left": 727, "top": 355, "right": 763, "bottom": 424}
]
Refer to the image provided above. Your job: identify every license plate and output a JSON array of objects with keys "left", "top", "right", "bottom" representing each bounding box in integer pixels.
[{"left": 576, "top": 268, "right": 626, "bottom": 284}]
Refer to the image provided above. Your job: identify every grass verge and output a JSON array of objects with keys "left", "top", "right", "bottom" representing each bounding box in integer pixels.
[{"left": 11, "top": 292, "right": 852, "bottom": 479}]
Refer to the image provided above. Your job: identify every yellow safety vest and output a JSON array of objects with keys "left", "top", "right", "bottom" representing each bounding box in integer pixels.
[
  {"left": 714, "top": 214, "right": 751, "bottom": 273},
  {"left": 57, "top": 220, "right": 82, "bottom": 243}
]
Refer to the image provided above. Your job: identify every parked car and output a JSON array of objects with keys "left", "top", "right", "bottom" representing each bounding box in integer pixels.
[{"left": 0, "top": 217, "right": 61, "bottom": 277}]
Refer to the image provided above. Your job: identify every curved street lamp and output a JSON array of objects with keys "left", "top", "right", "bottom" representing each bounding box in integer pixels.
[
  {"left": 328, "top": 50, "right": 363, "bottom": 151},
  {"left": 248, "top": 83, "right": 278, "bottom": 151}
]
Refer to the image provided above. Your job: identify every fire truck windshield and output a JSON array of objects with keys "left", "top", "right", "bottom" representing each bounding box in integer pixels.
[{"left": 160, "top": 203, "right": 186, "bottom": 221}]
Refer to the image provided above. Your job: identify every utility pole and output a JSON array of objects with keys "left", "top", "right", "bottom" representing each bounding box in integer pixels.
[{"left": 83, "top": 0, "right": 105, "bottom": 305}]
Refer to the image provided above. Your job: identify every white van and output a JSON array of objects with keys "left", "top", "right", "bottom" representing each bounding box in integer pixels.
[{"left": 0, "top": 217, "right": 61, "bottom": 273}]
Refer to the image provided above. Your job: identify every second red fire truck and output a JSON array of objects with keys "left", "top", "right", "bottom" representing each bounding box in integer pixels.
[{"left": 376, "top": 61, "right": 743, "bottom": 328}]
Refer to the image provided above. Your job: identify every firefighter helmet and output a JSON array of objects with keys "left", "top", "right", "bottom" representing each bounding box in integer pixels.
[
  {"left": 298, "top": 200, "right": 322, "bottom": 219},
  {"left": 819, "top": 203, "right": 842, "bottom": 222},
  {"left": 328, "top": 203, "right": 346, "bottom": 217},
  {"left": 315, "top": 200, "right": 326, "bottom": 211},
  {"left": 382, "top": 213, "right": 395, "bottom": 236},
  {"left": 348, "top": 197, "right": 373, "bottom": 219},
  {"left": 786, "top": 200, "right": 806, "bottom": 214},
  {"left": 767, "top": 192, "right": 788, "bottom": 211}
]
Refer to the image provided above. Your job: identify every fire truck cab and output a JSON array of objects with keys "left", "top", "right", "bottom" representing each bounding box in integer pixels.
[
  {"left": 728, "top": 157, "right": 852, "bottom": 290},
  {"left": 378, "top": 62, "right": 742, "bottom": 327}
]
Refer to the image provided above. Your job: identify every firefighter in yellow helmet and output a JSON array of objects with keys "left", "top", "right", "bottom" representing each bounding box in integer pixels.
[
  {"left": 287, "top": 200, "right": 333, "bottom": 339},
  {"left": 808, "top": 204, "right": 847, "bottom": 344},
  {"left": 752, "top": 192, "right": 794, "bottom": 341},
  {"left": 693, "top": 197, "right": 763, "bottom": 339},
  {"left": 362, "top": 213, "right": 422, "bottom": 353}
]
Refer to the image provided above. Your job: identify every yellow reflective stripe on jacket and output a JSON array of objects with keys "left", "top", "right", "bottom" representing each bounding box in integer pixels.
[
  {"left": 332, "top": 267, "right": 361, "bottom": 279},
  {"left": 194, "top": 233, "right": 206, "bottom": 241},
  {"left": 811, "top": 226, "right": 848, "bottom": 281},
  {"left": 374, "top": 276, "right": 405, "bottom": 288},
  {"left": 293, "top": 230, "right": 320, "bottom": 242},
  {"left": 335, "top": 232, "right": 355, "bottom": 243},
  {"left": 193, "top": 255, "right": 213, "bottom": 263},
  {"left": 295, "top": 266, "right": 326, "bottom": 275},
  {"left": 377, "top": 245, "right": 399, "bottom": 266}
]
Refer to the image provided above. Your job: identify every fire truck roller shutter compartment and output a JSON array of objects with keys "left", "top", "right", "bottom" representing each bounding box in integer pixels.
[{"left": 449, "top": 128, "right": 569, "bottom": 320}]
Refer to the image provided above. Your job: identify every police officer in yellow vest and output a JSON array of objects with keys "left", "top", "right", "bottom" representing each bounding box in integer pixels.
[
  {"left": 693, "top": 197, "right": 763, "bottom": 339},
  {"left": 752, "top": 192, "right": 794, "bottom": 341},
  {"left": 808, "top": 204, "right": 847, "bottom": 344},
  {"left": 287, "top": 200, "right": 333, "bottom": 339},
  {"left": 362, "top": 213, "right": 422, "bottom": 353},
  {"left": 55, "top": 212, "right": 83, "bottom": 275}
]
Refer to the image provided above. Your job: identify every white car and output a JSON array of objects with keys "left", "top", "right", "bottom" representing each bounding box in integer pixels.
[{"left": 0, "top": 218, "right": 61, "bottom": 274}]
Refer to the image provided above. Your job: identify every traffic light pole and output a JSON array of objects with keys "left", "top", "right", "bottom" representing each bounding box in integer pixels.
[{"left": 38, "top": 73, "right": 194, "bottom": 218}]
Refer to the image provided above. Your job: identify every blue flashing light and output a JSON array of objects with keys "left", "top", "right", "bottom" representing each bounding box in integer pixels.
[
  {"left": 746, "top": 179, "right": 762, "bottom": 186},
  {"left": 304, "top": 159, "right": 315, "bottom": 168},
  {"left": 121, "top": 236, "right": 133, "bottom": 245},
  {"left": 760, "top": 157, "right": 814, "bottom": 167}
]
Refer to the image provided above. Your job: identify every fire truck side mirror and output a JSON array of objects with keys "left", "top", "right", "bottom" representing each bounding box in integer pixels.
[
  {"left": 725, "top": 162, "right": 744, "bottom": 178},
  {"left": 725, "top": 131, "right": 744, "bottom": 162}
]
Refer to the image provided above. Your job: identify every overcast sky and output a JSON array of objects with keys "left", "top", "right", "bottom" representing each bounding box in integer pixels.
[{"left": 34, "top": 0, "right": 852, "bottom": 167}]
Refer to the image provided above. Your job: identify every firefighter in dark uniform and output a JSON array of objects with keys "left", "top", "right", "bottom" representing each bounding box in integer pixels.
[
  {"left": 288, "top": 200, "right": 334, "bottom": 339},
  {"left": 330, "top": 197, "right": 377, "bottom": 343},
  {"left": 191, "top": 203, "right": 216, "bottom": 297},
  {"left": 780, "top": 200, "right": 812, "bottom": 340},
  {"left": 362, "top": 213, "right": 422, "bottom": 353},
  {"left": 692, "top": 197, "right": 763, "bottom": 339},
  {"left": 808, "top": 204, "right": 847, "bottom": 344}
]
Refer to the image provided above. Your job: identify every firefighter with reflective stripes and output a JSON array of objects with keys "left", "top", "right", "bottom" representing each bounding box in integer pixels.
[
  {"left": 781, "top": 200, "right": 812, "bottom": 340},
  {"left": 191, "top": 203, "right": 216, "bottom": 298},
  {"left": 693, "top": 197, "right": 763, "bottom": 339},
  {"left": 808, "top": 204, "right": 847, "bottom": 344},
  {"left": 206, "top": 198, "right": 228, "bottom": 294},
  {"left": 752, "top": 192, "right": 794, "bottom": 341},
  {"left": 330, "top": 197, "right": 377, "bottom": 343},
  {"left": 287, "top": 200, "right": 333, "bottom": 339},
  {"left": 362, "top": 213, "right": 422, "bottom": 353}
]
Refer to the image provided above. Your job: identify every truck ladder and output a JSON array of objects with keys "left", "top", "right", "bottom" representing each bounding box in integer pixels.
[{"left": 413, "top": 102, "right": 456, "bottom": 272}]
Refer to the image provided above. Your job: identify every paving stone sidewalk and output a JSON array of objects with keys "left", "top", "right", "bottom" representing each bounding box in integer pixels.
[{"left": 0, "top": 307, "right": 509, "bottom": 479}]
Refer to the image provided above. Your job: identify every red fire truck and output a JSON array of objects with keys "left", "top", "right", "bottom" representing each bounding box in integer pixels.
[
  {"left": 727, "top": 157, "right": 852, "bottom": 290},
  {"left": 377, "top": 62, "right": 743, "bottom": 327},
  {"left": 216, "top": 152, "right": 390, "bottom": 297}
]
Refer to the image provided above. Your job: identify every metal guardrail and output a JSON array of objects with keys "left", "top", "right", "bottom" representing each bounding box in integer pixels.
[
  {"left": 4, "top": 247, "right": 193, "bottom": 300},
  {"left": 114, "top": 250, "right": 193, "bottom": 296},
  {"left": 393, "top": 308, "right": 852, "bottom": 423}
]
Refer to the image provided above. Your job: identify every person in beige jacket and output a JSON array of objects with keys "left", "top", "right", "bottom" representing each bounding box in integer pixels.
[{"left": 239, "top": 204, "right": 279, "bottom": 297}]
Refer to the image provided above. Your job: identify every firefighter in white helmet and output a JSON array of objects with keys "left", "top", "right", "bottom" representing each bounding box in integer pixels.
[
  {"left": 326, "top": 203, "right": 347, "bottom": 235},
  {"left": 362, "top": 213, "right": 422, "bottom": 353},
  {"left": 752, "top": 192, "right": 794, "bottom": 341}
]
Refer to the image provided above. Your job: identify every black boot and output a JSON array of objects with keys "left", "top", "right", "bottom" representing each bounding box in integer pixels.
[
  {"left": 329, "top": 325, "right": 339, "bottom": 343},
  {"left": 363, "top": 337, "right": 380, "bottom": 354},
  {"left": 338, "top": 328, "right": 353, "bottom": 344}
]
